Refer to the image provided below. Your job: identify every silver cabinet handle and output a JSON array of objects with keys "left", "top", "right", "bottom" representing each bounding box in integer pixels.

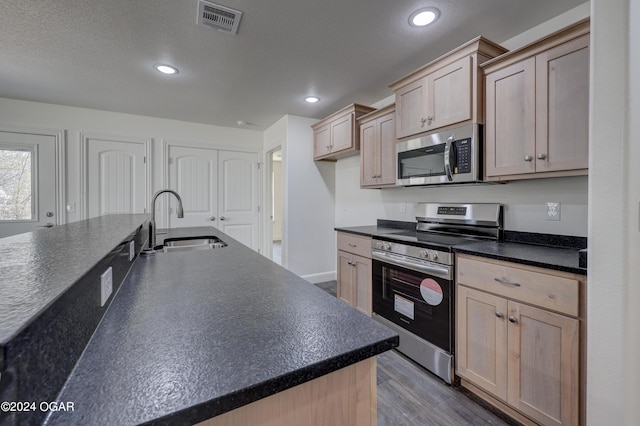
[
  {"left": 220, "top": 216, "right": 226, "bottom": 221},
  {"left": 420, "top": 117, "right": 426, "bottom": 127},
  {"left": 524, "top": 155, "right": 533, "bottom": 161},
  {"left": 495, "top": 312, "right": 504, "bottom": 318},
  {"left": 508, "top": 316, "right": 518, "bottom": 324},
  {"left": 537, "top": 153, "right": 547, "bottom": 160},
  {"left": 209, "top": 216, "right": 216, "bottom": 221},
  {"left": 348, "top": 243, "right": 357, "bottom": 248},
  {"left": 427, "top": 116, "right": 433, "bottom": 124},
  {"left": 494, "top": 277, "right": 521, "bottom": 287}
]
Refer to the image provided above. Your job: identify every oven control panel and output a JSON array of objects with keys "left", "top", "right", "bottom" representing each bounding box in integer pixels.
[{"left": 372, "top": 239, "right": 451, "bottom": 266}]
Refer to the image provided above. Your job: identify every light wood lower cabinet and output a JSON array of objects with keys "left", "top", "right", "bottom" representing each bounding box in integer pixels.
[
  {"left": 456, "top": 254, "right": 585, "bottom": 426},
  {"left": 198, "top": 357, "right": 377, "bottom": 426},
  {"left": 337, "top": 233, "right": 372, "bottom": 316}
]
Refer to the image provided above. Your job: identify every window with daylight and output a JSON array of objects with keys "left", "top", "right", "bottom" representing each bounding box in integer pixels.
[{"left": 0, "top": 147, "right": 34, "bottom": 221}]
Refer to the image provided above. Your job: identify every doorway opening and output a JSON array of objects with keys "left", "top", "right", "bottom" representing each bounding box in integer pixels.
[{"left": 267, "top": 148, "right": 283, "bottom": 265}]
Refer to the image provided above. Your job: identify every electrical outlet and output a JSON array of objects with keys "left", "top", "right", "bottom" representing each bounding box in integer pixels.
[
  {"left": 100, "top": 267, "right": 113, "bottom": 307},
  {"left": 546, "top": 202, "right": 561, "bottom": 221},
  {"left": 129, "top": 240, "right": 135, "bottom": 261}
]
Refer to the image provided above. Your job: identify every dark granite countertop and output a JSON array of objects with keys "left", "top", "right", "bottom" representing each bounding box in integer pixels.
[
  {"left": 335, "top": 223, "right": 586, "bottom": 275},
  {"left": 0, "top": 214, "right": 148, "bottom": 347},
  {"left": 453, "top": 241, "right": 586, "bottom": 275},
  {"left": 46, "top": 227, "right": 398, "bottom": 425}
]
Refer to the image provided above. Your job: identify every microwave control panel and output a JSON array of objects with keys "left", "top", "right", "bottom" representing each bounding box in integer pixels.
[{"left": 454, "top": 138, "right": 472, "bottom": 174}]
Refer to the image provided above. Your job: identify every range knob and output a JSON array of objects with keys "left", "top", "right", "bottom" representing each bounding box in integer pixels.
[
  {"left": 376, "top": 241, "right": 384, "bottom": 250},
  {"left": 419, "top": 250, "right": 428, "bottom": 258},
  {"left": 383, "top": 242, "right": 392, "bottom": 251},
  {"left": 430, "top": 251, "right": 439, "bottom": 261}
]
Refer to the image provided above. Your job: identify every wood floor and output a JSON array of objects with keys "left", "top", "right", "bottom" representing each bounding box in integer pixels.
[{"left": 314, "top": 281, "right": 513, "bottom": 426}]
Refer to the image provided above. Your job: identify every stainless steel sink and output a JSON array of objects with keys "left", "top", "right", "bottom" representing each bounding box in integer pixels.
[{"left": 161, "top": 236, "right": 227, "bottom": 252}]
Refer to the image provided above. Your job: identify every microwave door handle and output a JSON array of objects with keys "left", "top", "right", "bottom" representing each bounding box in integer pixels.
[{"left": 444, "top": 136, "right": 454, "bottom": 181}]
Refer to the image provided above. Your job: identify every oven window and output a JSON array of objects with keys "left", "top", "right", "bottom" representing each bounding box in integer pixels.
[
  {"left": 372, "top": 260, "right": 452, "bottom": 352},
  {"left": 398, "top": 145, "right": 445, "bottom": 178}
]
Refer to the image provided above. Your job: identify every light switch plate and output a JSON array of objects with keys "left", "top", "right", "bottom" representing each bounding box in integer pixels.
[
  {"left": 100, "top": 267, "right": 113, "bottom": 307},
  {"left": 546, "top": 202, "right": 561, "bottom": 221}
]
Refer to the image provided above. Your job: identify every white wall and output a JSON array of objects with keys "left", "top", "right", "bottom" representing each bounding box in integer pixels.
[
  {"left": 588, "top": 0, "right": 640, "bottom": 423},
  {"left": 0, "top": 98, "right": 262, "bottom": 227},
  {"left": 263, "top": 115, "right": 336, "bottom": 282}
]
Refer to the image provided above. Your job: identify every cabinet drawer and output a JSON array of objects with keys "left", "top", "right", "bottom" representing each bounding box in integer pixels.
[
  {"left": 337, "top": 233, "right": 371, "bottom": 259},
  {"left": 457, "top": 255, "right": 580, "bottom": 316}
]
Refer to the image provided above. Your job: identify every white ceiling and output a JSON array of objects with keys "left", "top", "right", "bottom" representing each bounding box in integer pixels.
[{"left": 0, "top": 0, "right": 586, "bottom": 130}]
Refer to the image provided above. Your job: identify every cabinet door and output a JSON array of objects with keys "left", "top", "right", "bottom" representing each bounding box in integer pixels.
[
  {"left": 331, "top": 113, "right": 354, "bottom": 153},
  {"left": 353, "top": 254, "right": 372, "bottom": 316},
  {"left": 378, "top": 112, "right": 397, "bottom": 186},
  {"left": 395, "top": 78, "right": 428, "bottom": 139},
  {"left": 535, "top": 34, "right": 590, "bottom": 173},
  {"left": 314, "top": 123, "right": 331, "bottom": 159},
  {"left": 457, "top": 285, "right": 508, "bottom": 401},
  {"left": 485, "top": 58, "right": 536, "bottom": 177},
  {"left": 427, "top": 56, "right": 472, "bottom": 130},
  {"left": 360, "top": 120, "right": 378, "bottom": 187},
  {"left": 507, "top": 302, "right": 579, "bottom": 426},
  {"left": 337, "top": 250, "right": 355, "bottom": 306}
]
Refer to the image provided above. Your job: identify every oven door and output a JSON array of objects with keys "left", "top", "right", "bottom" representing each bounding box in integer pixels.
[{"left": 372, "top": 255, "right": 452, "bottom": 353}]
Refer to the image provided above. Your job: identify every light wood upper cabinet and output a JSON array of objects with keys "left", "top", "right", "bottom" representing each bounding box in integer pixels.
[
  {"left": 456, "top": 254, "right": 585, "bottom": 426},
  {"left": 359, "top": 104, "right": 397, "bottom": 188},
  {"left": 337, "top": 232, "right": 372, "bottom": 316},
  {"left": 312, "top": 103, "right": 376, "bottom": 161},
  {"left": 483, "top": 19, "right": 590, "bottom": 181},
  {"left": 390, "top": 37, "right": 507, "bottom": 140}
]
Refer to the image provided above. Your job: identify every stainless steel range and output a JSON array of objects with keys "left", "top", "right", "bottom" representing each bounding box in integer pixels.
[{"left": 371, "top": 203, "right": 503, "bottom": 384}]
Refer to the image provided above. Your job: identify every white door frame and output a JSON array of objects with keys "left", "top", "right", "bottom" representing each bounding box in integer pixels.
[
  {"left": 79, "top": 132, "right": 152, "bottom": 219},
  {"left": 262, "top": 146, "right": 284, "bottom": 262},
  {"left": 0, "top": 124, "right": 66, "bottom": 226}
]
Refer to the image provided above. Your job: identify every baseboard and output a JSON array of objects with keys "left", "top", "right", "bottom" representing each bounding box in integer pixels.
[{"left": 301, "top": 271, "right": 336, "bottom": 284}]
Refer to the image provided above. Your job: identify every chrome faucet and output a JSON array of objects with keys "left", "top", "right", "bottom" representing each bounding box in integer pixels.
[{"left": 142, "top": 189, "right": 184, "bottom": 255}]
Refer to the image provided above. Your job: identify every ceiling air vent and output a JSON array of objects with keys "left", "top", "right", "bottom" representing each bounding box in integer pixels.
[{"left": 197, "top": 1, "right": 243, "bottom": 35}]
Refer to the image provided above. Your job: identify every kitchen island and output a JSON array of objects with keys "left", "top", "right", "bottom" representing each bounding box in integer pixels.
[{"left": 31, "top": 222, "right": 398, "bottom": 425}]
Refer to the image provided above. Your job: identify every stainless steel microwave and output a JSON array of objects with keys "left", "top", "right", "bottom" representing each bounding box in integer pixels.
[{"left": 396, "top": 123, "right": 481, "bottom": 186}]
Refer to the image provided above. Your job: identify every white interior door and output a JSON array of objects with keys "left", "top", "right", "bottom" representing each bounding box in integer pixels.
[
  {"left": 0, "top": 131, "right": 57, "bottom": 237},
  {"left": 218, "top": 150, "right": 260, "bottom": 250},
  {"left": 167, "top": 145, "right": 218, "bottom": 228},
  {"left": 85, "top": 137, "right": 147, "bottom": 218}
]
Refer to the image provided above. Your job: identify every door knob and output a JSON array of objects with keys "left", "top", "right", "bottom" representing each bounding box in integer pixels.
[
  {"left": 46, "top": 211, "right": 54, "bottom": 217},
  {"left": 209, "top": 216, "right": 216, "bottom": 221},
  {"left": 537, "top": 153, "right": 547, "bottom": 160},
  {"left": 220, "top": 216, "right": 226, "bottom": 221},
  {"left": 495, "top": 312, "right": 504, "bottom": 319},
  {"left": 508, "top": 316, "right": 518, "bottom": 324},
  {"left": 524, "top": 155, "right": 533, "bottom": 161},
  {"left": 40, "top": 223, "right": 54, "bottom": 228}
]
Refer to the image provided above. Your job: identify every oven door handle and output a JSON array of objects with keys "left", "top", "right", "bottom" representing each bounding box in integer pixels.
[{"left": 372, "top": 250, "right": 451, "bottom": 279}]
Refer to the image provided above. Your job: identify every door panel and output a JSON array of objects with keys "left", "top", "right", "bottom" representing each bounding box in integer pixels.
[
  {"left": 218, "top": 151, "right": 259, "bottom": 250},
  {"left": 168, "top": 145, "right": 217, "bottom": 228},
  {"left": 535, "top": 35, "right": 590, "bottom": 173},
  {"left": 485, "top": 58, "right": 536, "bottom": 177},
  {"left": 0, "top": 131, "right": 57, "bottom": 237},
  {"left": 428, "top": 56, "right": 472, "bottom": 129},
  {"left": 378, "top": 112, "right": 396, "bottom": 185},
  {"left": 86, "top": 138, "right": 147, "bottom": 218}
]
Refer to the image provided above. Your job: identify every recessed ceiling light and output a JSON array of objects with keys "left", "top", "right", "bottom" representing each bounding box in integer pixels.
[
  {"left": 154, "top": 64, "right": 179, "bottom": 75},
  {"left": 409, "top": 8, "right": 440, "bottom": 27},
  {"left": 305, "top": 96, "right": 320, "bottom": 104}
]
